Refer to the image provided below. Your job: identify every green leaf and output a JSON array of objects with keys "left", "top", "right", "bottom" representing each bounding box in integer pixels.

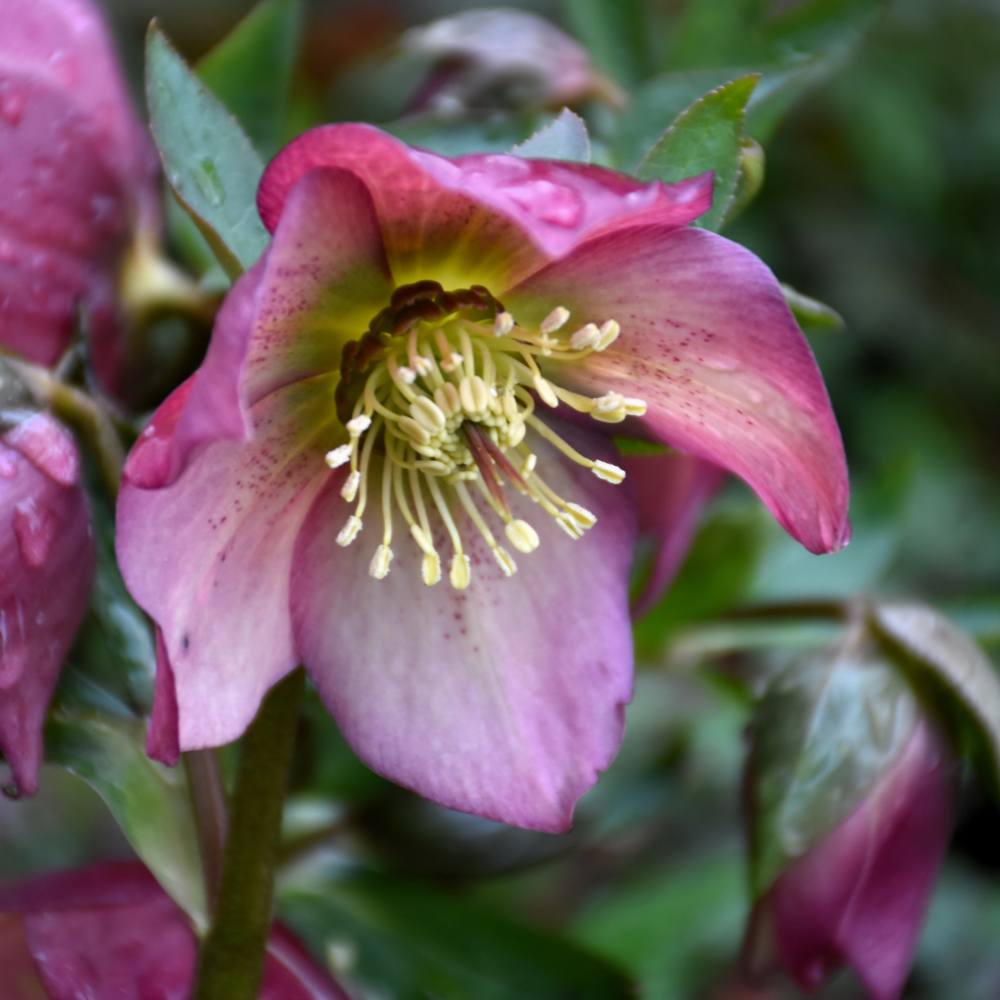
[
  {"left": 871, "top": 600, "right": 1000, "bottom": 793},
  {"left": 763, "top": 0, "right": 888, "bottom": 58},
  {"left": 511, "top": 109, "right": 591, "bottom": 162},
  {"left": 637, "top": 75, "right": 760, "bottom": 233},
  {"left": 780, "top": 281, "right": 845, "bottom": 329},
  {"left": 668, "top": 0, "right": 768, "bottom": 70},
  {"left": 749, "top": 640, "right": 918, "bottom": 895},
  {"left": 196, "top": 0, "right": 303, "bottom": 158},
  {"left": 572, "top": 850, "right": 746, "bottom": 1000},
  {"left": 146, "top": 23, "right": 269, "bottom": 279},
  {"left": 561, "top": 0, "right": 652, "bottom": 87},
  {"left": 46, "top": 712, "right": 208, "bottom": 932},
  {"left": 280, "top": 871, "right": 633, "bottom": 1000},
  {"left": 386, "top": 113, "right": 542, "bottom": 158}
]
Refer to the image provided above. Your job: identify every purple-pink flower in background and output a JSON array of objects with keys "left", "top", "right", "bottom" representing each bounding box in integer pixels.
[
  {"left": 0, "top": 0, "right": 158, "bottom": 392},
  {"left": 117, "top": 123, "right": 849, "bottom": 831},
  {"left": 0, "top": 399, "right": 93, "bottom": 797},
  {"left": 744, "top": 716, "right": 952, "bottom": 1000},
  {"left": 0, "top": 861, "right": 348, "bottom": 1000}
]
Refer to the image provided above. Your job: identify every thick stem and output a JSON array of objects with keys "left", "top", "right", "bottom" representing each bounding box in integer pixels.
[
  {"left": 192, "top": 668, "right": 304, "bottom": 1000},
  {"left": 184, "top": 749, "right": 229, "bottom": 913}
]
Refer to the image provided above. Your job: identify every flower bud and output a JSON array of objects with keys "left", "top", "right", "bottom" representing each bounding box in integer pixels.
[
  {"left": 0, "top": 0, "right": 159, "bottom": 392},
  {"left": 401, "top": 8, "right": 626, "bottom": 115},
  {"left": 742, "top": 639, "right": 953, "bottom": 1000},
  {"left": 0, "top": 861, "right": 350, "bottom": 998},
  {"left": 0, "top": 379, "right": 94, "bottom": 796}
]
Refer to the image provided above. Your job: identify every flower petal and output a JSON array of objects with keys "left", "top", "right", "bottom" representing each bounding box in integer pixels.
[
  {"left": 159, "top": 168, "right": 393, "bottom": 489},
  {"left": 626, "top": 451, "right": 725, "bottom": 616},
  {"left": 258, "top": 123, "right": 711, "bottom": 291},
  {"left": 508, "top": 225, "right": 849, "bottom": 554},
  {"left": 117, "top": 378, "right": 339, "bottom": 752},
  {"left": 290, "top": 423, "right": 636, "bottom": 832}
]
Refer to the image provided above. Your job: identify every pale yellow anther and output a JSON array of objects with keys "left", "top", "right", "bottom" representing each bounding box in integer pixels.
[
  {"left": 493, "top": 311, "right": 514, "bottom": 336},
  {"left": 434, "top": 383, "right": 461, "bottom": 418},
  {"left": 505, "top": 519, "right": 539, "bottom": 553},
  {"left": 595, "top": 319, "right": 620, "bottom": 351},
  {"left": 624, "top": 398, "right": 647, "bottom": 416},
  {"left": 590, "top": 392, "right": 628, "bottom": 423},
  {"left": 555, "top": 514, "right": 584, "bottom": 539},
  {"left": 459, "top": 376, "right": 489, "bottom": 416},
  {"left": 422, "top": 551, "right": 441, "bottom": 585},
  {"left": 520, "top": 453, "right": 537, "bottom": 476},
  {"left": 341, "top": 471, "right": 361, "bottom": 502},
  {"left": 411, "top": 395, "right": 447, "bottom": 433},
  {"left": 565, "top": 502, "right": 597, "bottom": 528},
  {"left": 492, "top": 547, "right": 517, "bottom": 576},
  {"left": 501, "top": 393, "right": 518, "bottom": 420},
  {"left": 369, "top": 544, "right": 393, "bottom": 579},
  {"left": 507, "top": 419, "right": 526, "bottom": 448},
  {"left": 533, "top": 375, "right": 559, "bottom": 408},
  {"left": 414, "top": 355, "right": 434, "bottom": 377},
  {"left": 397, "top": 366, "right": 417, "bottom": 385},
  {"left": 450, "top": 553, "right": 471, "bottom": 590},
  {"left": 336, "top": 515, "right": 362, "bottom": 546},
  {"left": 570, "top": 322, "right": 601, "bottom": 350},
  {"left": 540, "top": 306, "right": 570, "bottom": 334},
  {"left": 346, "top": 415, "right": 371, "bottom": 438},
  {"left": 441, "top": 352, "right": 463, "bottom": 373},
  {"left": 592, "top": 460, "right": 626, "bottom": 484},
  {"left": 325, "top": 444, "right": 352, "bottom": 469},
  {"left": 398, "top": 416, "right": 431, "bottom": 446}
]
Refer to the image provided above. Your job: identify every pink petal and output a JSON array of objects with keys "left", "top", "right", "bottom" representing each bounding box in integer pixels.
[
  {"left": 117, "top": 379, "right": 338, "bottom": 753},
  {"left": 146, "top": 628, "right": 180, "bottom": 766},
  {"left": 626, "top": 451, "right": 725, "bottom": 616},
  {"left": 258, "top": 123, "right": 711, "bottom": 290},
  {"left": 156, "top": 168, "right": 392, "bottom": 489},
  {"left": 507, "top": 225, "right": 850, "bottom": 554},
  {"left": 0, "top": 421, "right": 93, "bottom": 796},
  {"left": 289, "top": 423, "right": 636, "bottom": 832}
]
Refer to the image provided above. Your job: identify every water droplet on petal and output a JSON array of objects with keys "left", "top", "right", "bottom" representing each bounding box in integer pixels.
[
  {"left": 502, "top": 180, "right": 582, "bottom": 227},
  {"left": 0, "top": 88, "right": 24, "bottom": 127}
]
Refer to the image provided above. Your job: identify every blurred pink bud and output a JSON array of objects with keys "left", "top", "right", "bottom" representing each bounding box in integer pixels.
[
  {"left": 402, "top": 8, "right": 626, "bottom": 115},
  {"left": 744, "top": 717, "right": 953, "bottom": 1000},
  {"left": 0, "top": 408, "right": 94, "bottom": 796},
  {"left": 0, "top": 861, "right": 350, "bottom": 999},
  {"left": 0, "top": 0, "right": 159, "bottom": 390}
]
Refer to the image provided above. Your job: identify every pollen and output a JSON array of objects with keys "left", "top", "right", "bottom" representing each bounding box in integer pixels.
[{"left": 326, "top": 280, "right": 642, "bottom": 588}]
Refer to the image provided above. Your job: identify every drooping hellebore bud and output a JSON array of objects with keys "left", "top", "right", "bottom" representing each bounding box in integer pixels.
[
  {"left": 0, "top": 0, "right": 159, "bottom": 395},
  {"left": 742, "top": 626, "right": 953, "bottom": 1000},
  {"left": 0, "top": 361, "right": 94, "bottom": 796},
  {"left": 401, "top": 8, "right": 626, "bottom": 115},
  {"left": 0, "top": 861, "right": 350, "bottom": 999}
]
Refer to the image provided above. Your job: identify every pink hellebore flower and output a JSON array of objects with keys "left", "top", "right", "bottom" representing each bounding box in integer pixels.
[
  {"left": 0, "top": 0, "right": 158, "bottom": 389},
  {"left": 117, "top": 124, "right": 849, "bottom": 831},
  {"left": 0, "top": 406, "right": 93, "bottom": 796},
  {"left": 744, "top": 717, "right": 952, "bottom": 1000},
  {"left": 0, "top": 861, "right": 348, "bottom": 1000}
]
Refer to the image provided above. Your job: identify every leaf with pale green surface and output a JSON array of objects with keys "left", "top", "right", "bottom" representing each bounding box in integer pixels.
[
  {"left": 561, "top": 0, "right": 652, "bottom": 88},
  {"left": 146, "top": 23, "right": 269, "bottom": 279},
  {"left": 638, "top": 75, "right": 759, "bottom": 233},
  {"left": 871, "top": 600, "right": 1000, "bottom": 793},
  {"left": 196, "top": 0, "right": 303, "bottom": 159},
  {"left": 511, "top": 108, "right": 591, "bottom": 162},
  {"left": 748, "top": 642, "right": 918, "bottom": 896}
]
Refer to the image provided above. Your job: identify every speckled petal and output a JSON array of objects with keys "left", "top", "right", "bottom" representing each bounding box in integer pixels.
[
  {"left": 117, "top": 377, "right": 339, "bottom": 753},
  {"left": 258, "top": 123, "right": 712, "bottom": 292},
  {"left": 508, "top": 225, "right": 850, "bottom": 554},
  {"left": 289, "top": 423, "right": 636, "bottom": 833}
]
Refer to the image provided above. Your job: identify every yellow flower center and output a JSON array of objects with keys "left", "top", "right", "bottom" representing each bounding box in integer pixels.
[{"left": 325, "top": 280, "right": 646, "bottom": 589}]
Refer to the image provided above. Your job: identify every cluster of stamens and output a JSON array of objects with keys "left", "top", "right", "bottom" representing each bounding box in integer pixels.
[{"left": 324, "top": 280, "right": 645, "bottom": 589}]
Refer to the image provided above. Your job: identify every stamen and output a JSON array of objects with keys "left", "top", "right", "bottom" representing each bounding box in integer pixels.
[
  {"left": 570, "top": 323, "right": 601, "bottom": 350},
  {"left": 595, "top": 319, "right": 620, "bottom": 351},
  {"left": 533, "top": 375, "right": 559, "bottom": 408},
  {"left": 337, "top": 515, "right": 362, "bottom": 546},
  {"left": 505, "top": 519, "right": 539, "bottom": 553},
  {"left": 325, "top": 444, "right": 352, "bottom": 468},
  {"left": 346, "top": 415, "right": 371, "bottom": 438},
  {"left": 455, "top": 482, "right": 516, "bottom": 577},
  {"left": 450, "top": 553, "right": 471, "bottom": 589},
  {"left": 369, "top": 544, "right": 393, "bottom": 578},
  {"left": 592, "top": 460, "right": 626, "bottom": 483},
  {"left": 540, "top": 306, "right": 570, "bottom": 334},
  {"left": 493, "top": 311, "right": 514, "bottom": 336},
  {"left": 341, "top": 471, "right": 360, "bottom": 502}
]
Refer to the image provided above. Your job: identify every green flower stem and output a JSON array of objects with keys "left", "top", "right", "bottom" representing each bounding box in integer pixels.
[
  {"left": 184, "top": 749, "right": 229, "bottom": 912},
  {"left": 192, "top": 668, "right": 304, "bottom": 1000}
]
